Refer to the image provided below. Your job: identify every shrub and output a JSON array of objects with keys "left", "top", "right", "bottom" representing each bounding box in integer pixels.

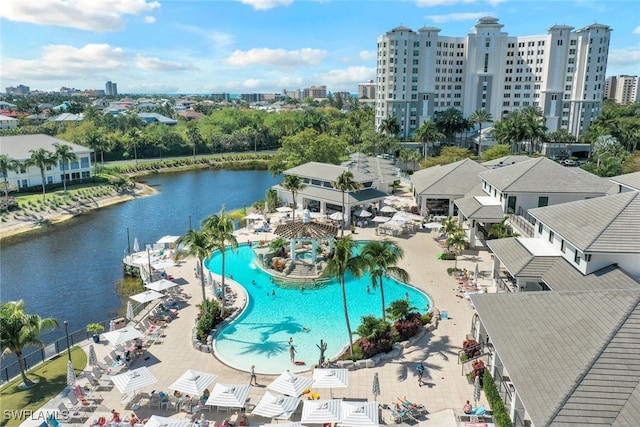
[
  {"left": 483, "top": 371, "right": 513, "bottom": 427},
  {"left": 463, "top": 339, "right": 481, "bottom": 359},
  {"left": 394, "top": 315, "right": 422, "bottom": 341},
  {"left": 440, "top": 252, "right": 457, "bottom": 260},
  {"left": 359, "top": 336, "right": 392, "bottom": 359},
  {"left": 421, "top": 312, "right": 433, "bottom": 325}
]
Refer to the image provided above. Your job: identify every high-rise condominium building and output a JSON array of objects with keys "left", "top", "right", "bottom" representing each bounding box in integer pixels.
[
  {"left": 375, "top": 17, "right": 611, "bottom": 139},
  {"left": 604, "top": 75, "right": 640, "bottom": 104},
  {"left": 303, "top": 85, "right": 327, "bottom": 99},
  {"left": 105, "top": 81, "right": 118, "bottom": 96},
  {"left": 358, "top": 80, "right": 376, "bottom": 99}
]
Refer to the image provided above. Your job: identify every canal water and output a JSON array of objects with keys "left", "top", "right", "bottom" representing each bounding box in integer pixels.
[{"left": 0, "top": 169, "right": 280, "bottom": 343}]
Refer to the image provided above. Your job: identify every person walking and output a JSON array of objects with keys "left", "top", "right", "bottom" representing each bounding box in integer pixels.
[
  {"left": 416, "top": 362, "right": 425, "bottom": 387},
  {"left": 289, "top": 345, "right": 297, "bottom": 363},
  {"left": 249, "top": 365, "right": 258, "bottom": 386}
]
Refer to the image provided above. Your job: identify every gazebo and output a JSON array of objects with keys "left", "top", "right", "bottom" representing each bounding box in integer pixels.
[{"left": 273, "top": 210, "right": 338, "bottom": 266}]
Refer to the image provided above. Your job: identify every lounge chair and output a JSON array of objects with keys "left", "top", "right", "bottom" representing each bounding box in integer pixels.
[{"left": 58, "top": 403, "right": 87, "bottom": 424}]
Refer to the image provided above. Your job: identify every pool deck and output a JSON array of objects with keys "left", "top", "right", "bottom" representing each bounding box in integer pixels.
[{"left": 24, "top": 225, "right": 494, "bottom": 426}]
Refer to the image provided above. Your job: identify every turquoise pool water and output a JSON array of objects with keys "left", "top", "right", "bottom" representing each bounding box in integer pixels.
[{"left": 206, "top": 244, "right": 431, "bottom": 375}]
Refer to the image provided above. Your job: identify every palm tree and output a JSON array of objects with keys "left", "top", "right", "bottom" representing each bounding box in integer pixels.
[
  {"left": 435, "top": 107, "right": 466, "bottom": 145},
  {"left": 202, "top": 207, "right": 239, "bottom": 316},
  {"left": 0, "top": 154, "right": 20, "bottom": 208},
  {"left": 83, "top": 130, "right": 103, "bottom": 174},
  {"left": 0, "top": 300, "right": 59, "bottom": 387},
  {"left": 24, "top": 148, "right": 57, "bottom": 202},
  {"left": 281, "top": 175, "right": 306, "bottom": 222},
  {"left": 385, "top": 299, "right": 417, "bottom": 322},
  {"left": 379, "top": 116, "right": 400, "bottom": 138},
  {"left": 333, "top": 170, "right": 362, "bottom": 237},
  {"left": 125, "top": 128, "right": 142, "bottom": 164},
  {"left": 176, "top": 229, "right": 214, "bottom": 308},
  {"left": 446, "top": 230, "right": 467, "bottom": 269},
  {"left": 324, "top": 236, "right": 365, "bottom": 356},
  {"left": 520, "top": 106, "right": 546, "bottom": 155},
  {"left": 185, "top": 121, "right": 202, "bottom": 160},
  {"left": 361, "top": 239, "right": 410, "bottom": 322},
  {"left": 53, "top": 143, "right": 77, "bottom": 194},
  {"left": 468, "top": 109, "right": 493, "bottom": 157},
  {"left": 414, "top": 120, "right": 445, "bottom": 159}
]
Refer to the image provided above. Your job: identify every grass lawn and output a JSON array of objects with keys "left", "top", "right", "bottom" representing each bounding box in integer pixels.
[{"left": 0, "top": 347, "right": 87, "bottom": 427}]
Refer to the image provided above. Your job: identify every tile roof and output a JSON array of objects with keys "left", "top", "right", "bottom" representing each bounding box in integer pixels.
[
  {"left": 486, "top": 238, "right": 543, "bottom": 276},
  {"left": 273, "top": 184, "right": 388, "bottom": 206},
  {"left": 481, "top": 155, "right": 532, "bottom": 167},
  {"left": 529, "top": 191, "right": 640, "bottom": 253},
  {"left": 285, "top": 162, "right": 374, "bottom": 183},
  {"left": 0, "top": 134, "right": 92, "bottom": 159},
  {"left": 411, "top": 159, "right": 486, "bottom": 198},
  {"left": 454, "top": 196, "right": 505, "bottom": 222},
  {"left": 470, "top": 289, "right": 640, "bottom": 427},
  {"left": 273, "top": 221, "right": 338, "bottom": 239},
  {"left": 478, "top": 157, "right": 612, "bottom": 194},
  {"left": 610, "top": 171, "right": 640, "bottom": 192}
]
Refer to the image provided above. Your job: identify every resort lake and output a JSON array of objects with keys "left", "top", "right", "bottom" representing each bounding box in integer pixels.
[{"left": 0, "top": 169, "right": 281, "bottom": 343}]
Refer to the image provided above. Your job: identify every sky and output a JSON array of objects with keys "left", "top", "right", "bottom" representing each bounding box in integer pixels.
[{"left": 0, "top": 0, "right": 638, "bottom": 95}]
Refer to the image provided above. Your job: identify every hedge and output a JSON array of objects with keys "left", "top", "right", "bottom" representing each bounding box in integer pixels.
[{"left": 483, "top": 370, "right": 513, "bottom": 427}]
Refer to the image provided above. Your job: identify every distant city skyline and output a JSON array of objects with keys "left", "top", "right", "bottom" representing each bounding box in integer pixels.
[{"left": 1, "top": 0, "right": 638, "bottom": 94}]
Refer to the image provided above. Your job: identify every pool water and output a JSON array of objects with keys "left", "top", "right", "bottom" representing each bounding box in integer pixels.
[{"left": 206, "top": 244, "right": 431, "bottom": 375}]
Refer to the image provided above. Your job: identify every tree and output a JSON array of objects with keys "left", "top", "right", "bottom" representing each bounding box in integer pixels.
[
  {"left": 176, "top": 229, "right": 214, "bottom": 308},
  {"left": 333, "top": 170, "right": 362, "bottom": 237},
  {"left": 435, "top": 107, "right": 466, "bottom": 145},
  {"left": 481, "top": 144, "right": 512, "bottom": 162},
  {"left": 385, "top": 299, "right": 417, "bottom": 322},
  {"left": 125, "top": 128, "right": 142, "bottom": 164},
  {"left": 446, "top": 230, "right": 467, "bottom": 269},
  {"left": 356, "top": 315, "right": 390, "bottom": 340},
  {"left": 185, "top": 121, "right": 202, "bottom": 160},
  {"left": 25, "top": 148, "right": 57, "bottom": 202},
  {"left": 0, "top": 154, "right": 20, "bottom": 208},
  {"left": 325, "top": 236, "right": 365, "bottom": 356},
  {"left": 0, "top": 300, "right": 59, "bottom": 387},
  {"left": 202, "top": 207, "right": 239, "bottom": 316},
  {"left": 282, "top": 174, "right": 306, "bottom": 222},
  {"left": 361, "top": 239, "right": 410, "bottom": 322},
  {"left": 520, "top": 106, "right": 546, "bottom": 155},
  {"left": 379, "top": 116, "right": 400, "bottom": 138},
  {"left": 468, "top": 109, "right": 493, "bottom": 157},
  {"left": 53, "top": 143, "right": 77, "bottom": 194},
  {"left": 414, "top": 120, "right": 445, "bottom": 159}
]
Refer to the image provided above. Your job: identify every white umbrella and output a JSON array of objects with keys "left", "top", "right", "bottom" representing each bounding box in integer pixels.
[
  {"left": 393, "top": 211, "right": 423, "bottom": 221},
  {"left": 103, "top": 327, "right": 143, "bottom": 347},
  {"left": 353, "top": 209, "right": 372, "bottom": 218},
  {"left": 329, "top": 212, "right": 344, "bottom": 221},
  {"left": 252, "top": 391, "right": 301, "bottom": 420},
  {"left": 111, "top": 367, "right": 157, "bottom": 394},
  {"left": 108, "top": 319, "right": 116, "bottom": 332},
  {"left": 473, "top": 374, "right": 482, "bottom": 405},
  {"left": 169, "top": 369, "right": 218, "bottom": 396},
  {"left": 245, "top": 213, "right": 265, "bottom": 220},
  {"left": 130, "top": 289, "right": 164, "bottom": 304},
  {"left": 276, "top": 206, "right": 293, "bottom": 213},
  {"left": 133, "top": 237, "right": 140, "bottom": 253},
  {"left": 145, "top": 279, "right": 178, "bottom": 293},
  {"left": 312, "top": 369, "right": 349, "bottom": 398},
  {"left": 144, "top": 415, "right": 190, "bottom": 427},
  {"left": 371, "top": 372, "right": 380, "bottom": 400},
  {"left": 205, "top": 383, "right": 251, "bottom": 408},
  {"left": 208, "top": 270, "right": 216, "bottom": 295},
  {"left": 267, "top": 371, "right": 315, "bottom": 397},
  {"left": 385, "top": 218, "right": 406, "bottom": 227},
  {"left": 67, "top": 360, "right": 77, "bottom": 386},
  {"left": 371, "top": 216, "right": 390, "bottom": 223},
  {"left": 424, "top": 222, "right": 443, "bottom": 229},
  {"left": 301, "top": 399, "right": 342, "bottom": 424},
  {"left": 339, "top": 401, "right": 379, "bottom": 427},
  {"left": 126, "top": 301, "right": 134, "bottom": 322},
  {"left": 474, "top": 262, "right": 480, "bottom": 285},
  {"left": 88, "top": 345, "right": 98, "bottom": 367},
  {"left": 380, "top": 205, "right": 397, "bottom": 213}
]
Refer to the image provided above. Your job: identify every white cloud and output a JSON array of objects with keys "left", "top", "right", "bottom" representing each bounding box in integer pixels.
[
  {"left": 126, "top": 82, "right": 180, "bottom": 94},
  {"left": 315, "top": 66, "right": 376, "bottom": 87},
  {"left": 226, "top": 48, "right": 327, "bottom": 68},
  {"left": 178, "top": 25, "right": 235, "bottom": 49},
  {"left": 359, "top": 51, "right": 377, "bottom": 61},
  {"left": 2, "top": 44, "right": 127, "bottom": 80},
  {"left": 634, "top": 26, "right": 640, "bottom": 35},
  {"left": 415, "top": 0, "right": 475, "bottom": 7},
  {"left": 0, "top": 0, "right": 160, "bottom": 32},
  {"left": 144, "top": 16, "right": 156, "bottom": 24},
  {"left": 427, "top": 12, "right": 492, "bottom": 23},
  {"left": 608, "top": 48, "right": 640, "bottom": 67},
  {"left": 135, "top": 55, "right": 194, "bottom": 71},
  {"left": 236, "top": 0, "right": 294, "bottom": 11}
]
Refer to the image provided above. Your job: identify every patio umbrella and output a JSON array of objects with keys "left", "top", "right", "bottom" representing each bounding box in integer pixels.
[
  {"left": 301, "top": 399, "right": 342, "bottom": 424},
  {"left": 380, "top": 205, "right": 397, "bottom": 214},
  {"left": 144, "top": 415, "right": 190, "bottom": 427},
  {"left": 473, "top": 374, "right": 482, "bottom": 406},
  {"left": 474, "top": 263, "right": 480, "bottom": 285},
  {"left": 276, "top": 206, "right": 292, "bottom": 213},
  {"left": 267, "top": 371, "right": 315, "bottom": 397},
  {"left": 208, "top": 270, "right": 216, "bottom": 295},
  {"left": 339, "top": 401, "right": 379, "bottom": 427},
  {"left": 126, "top": 301, "right": 134, "bottom": 322},
  {"left": 130, "top": 289, "right": 164, "bottom": 304},
  {"left": 312, "top": 369, "right": 348, "bottom": 399},
  {"left": 245, "top": 213, "right": 265, "bottom": 220},
  {"left": 111, "top": 366, "right": 157, "bottom": 395},
  {"left": 145, "top": 279, "right": 178, "bottom": 293},
  {"left": 252, "top": 391, "right": 301, "bottom": 420},
  {"left": 133, "top": 237, "right": 140, "bottom": 253},
  {"left": 371, "top": 372, "right": 380, "bottom": 400},
  {"left": 108, "top": 319, "right": 116, "bottom": 332},
  {"left": 329, "top": 212, "right": 344, "bottom": 221},
  {"left": 103, "top": 327, "right": 143, "bottom": 347},
  {"left": 67, "top": 360, "right": 77, "bottom": 386},
  {"left": 169, "top": 369, "right": 218, "bottom": 396},
  {"left": 424, "top": 222, "right": 443, "bottom": 230},
  {"left": 205, "top": 384, "right": 251, "bottom": 408},
  {"left": 371, "top": 216, "right": 390, "bottom": 223},
  {"left": 88, "top": 345, "right": 98, "bottom": 367},
  {"left": 353, "top": 209, "right": 372, "bottom": 218}
]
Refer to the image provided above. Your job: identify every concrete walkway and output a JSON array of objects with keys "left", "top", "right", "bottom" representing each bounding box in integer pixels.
[{"left": 23, "top": 225, "right": 494, "bottom": 427}]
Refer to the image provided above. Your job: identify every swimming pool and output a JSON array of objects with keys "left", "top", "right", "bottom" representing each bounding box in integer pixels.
[{"left": 206, "top": 243, "right": 431, "bottom": 375}]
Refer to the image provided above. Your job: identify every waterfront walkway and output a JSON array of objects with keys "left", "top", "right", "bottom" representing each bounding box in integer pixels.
[{"left": 24, "top": 225, "right": 494, "bottom": 426}]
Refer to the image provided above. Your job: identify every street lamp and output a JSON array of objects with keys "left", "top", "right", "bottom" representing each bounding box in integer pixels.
[{"left": 64, "top": 320, "right": 71, "bottom": 362}]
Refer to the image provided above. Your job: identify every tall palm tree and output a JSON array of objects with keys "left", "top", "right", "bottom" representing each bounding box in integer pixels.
[
  {"left": 414, "top": 120, "right": 445, "bottom": 159},
  {"left": 176, "top": 229, "right": 214, "bottom": 308},
  {"left": 446, "top": 230, "right": 467, "bottom": 269},
  {"left": 324, "top": 236, "right": 365, "bottom": 356},
  {"left": 83, "top": 130, "right": 103, "bottom": 174},
  {"left": 333, "top": 170, "right": 362, "bottom": 237},
  {"left": 361, "top": 239, "right": 410, "bottom": 322},
  {"left": 24, "top": 148, "right": 57, "bottom": 202},
  {"left": 0, "top": 154, "right": 20, "bottom": 208},
  {"left": 202, "top": 207, "right": 238, "bottom": 316},
  {"left": 434, "top": 107, "right": 465, "bottom": 145},
  {"left": 282, "top": 175, "right": 306, "bottom": 222},
  {"left": 468, "top": 109, "right": 493, "bottom": 157},
  {"left": 53, "top": 143, "right": 77, "bottom": 194},
  {"left": 0, "top": 300, "right": 59, "bottom": 387},
  {"left": 379, "top": 116, "right": 400, "bottom": 138},
  {"left": 520, "top": 106, "right": 546, "bottom": 155}
]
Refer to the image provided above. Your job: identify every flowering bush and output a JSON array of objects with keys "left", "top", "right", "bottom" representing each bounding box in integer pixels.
[
  {"left": 471, "top": 359, "right": 486, "bottom": 382},
  {"left": 394, "top": 315, "right": 422, "bottom": 341},
  {"left": 359, "top": 337, "right": 393, "bottom": 359}
]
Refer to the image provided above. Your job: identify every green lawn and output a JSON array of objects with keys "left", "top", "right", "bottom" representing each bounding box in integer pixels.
[{"left": 0, "top": 347, "right": 87, "bottom": 427}]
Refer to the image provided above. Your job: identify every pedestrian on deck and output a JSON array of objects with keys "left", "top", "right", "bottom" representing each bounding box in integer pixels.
[
  {"left": 249, "top": 365, "right": 257, "bottom": 386},
  {"left": 416, "top": 362, "right": 425, "bottom": 386}
]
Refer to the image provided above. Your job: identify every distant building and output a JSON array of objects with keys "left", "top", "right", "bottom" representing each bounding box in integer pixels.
[
  {"left": 303, "top": 85, "right": 327, "bottom": 99},
  {"left": 105, "top": 81, "right": 118, "bottom": 96},
  {"left": 358, "top": 80, "right": 376, "bottom": 99},
  {"left": 0, "top": 101, "right": 17, "bottom": 110},
  {"left": 5, "top": 85, "right": 30, "bottom": 95},
  {"left": 282, "top": 89, "right": 302, "bottom": 101},
  {"left": 211, "top": 93, "right": 231, "bottom": 101},
  {"left": 0, "top": 114, "right": 19, "bottom": 129},
  {"left": 137, "top": 112, "right": 177, "bottom": 125},
  {"left": 604, "top": 75, "right": 640, "bottom": 104}
]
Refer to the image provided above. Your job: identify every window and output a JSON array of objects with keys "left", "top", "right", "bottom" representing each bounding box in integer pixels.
[
  {"left": 538, "top": 196, "right": 548, "bottom": 207},
  {"left": 560, "top": 240, "right": 565, "bottom": 253},
  {"left": 507, "top": 196, "right": 516, "bottom": 214},
  {"left": 548, "top": 230, "right": 554, "bottom": 243},
  {"left": 574, "top": 250, "right": 581, "bottom": 264},
  {"left": 47, "top": 176, "right": 53, "bottom": 184},
  {"left": 538, "top": 223, "right": 543, "bottom": 234}
]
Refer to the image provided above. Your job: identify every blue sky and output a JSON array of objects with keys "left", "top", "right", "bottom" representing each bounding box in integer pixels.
[{"left": 1, "top": 0, "right": 638, "bottom": 94}]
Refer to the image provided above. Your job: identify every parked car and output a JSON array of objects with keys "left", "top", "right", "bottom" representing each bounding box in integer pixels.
[{"left": 562, "top": 159, "right": 577, "bottom": 167}]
